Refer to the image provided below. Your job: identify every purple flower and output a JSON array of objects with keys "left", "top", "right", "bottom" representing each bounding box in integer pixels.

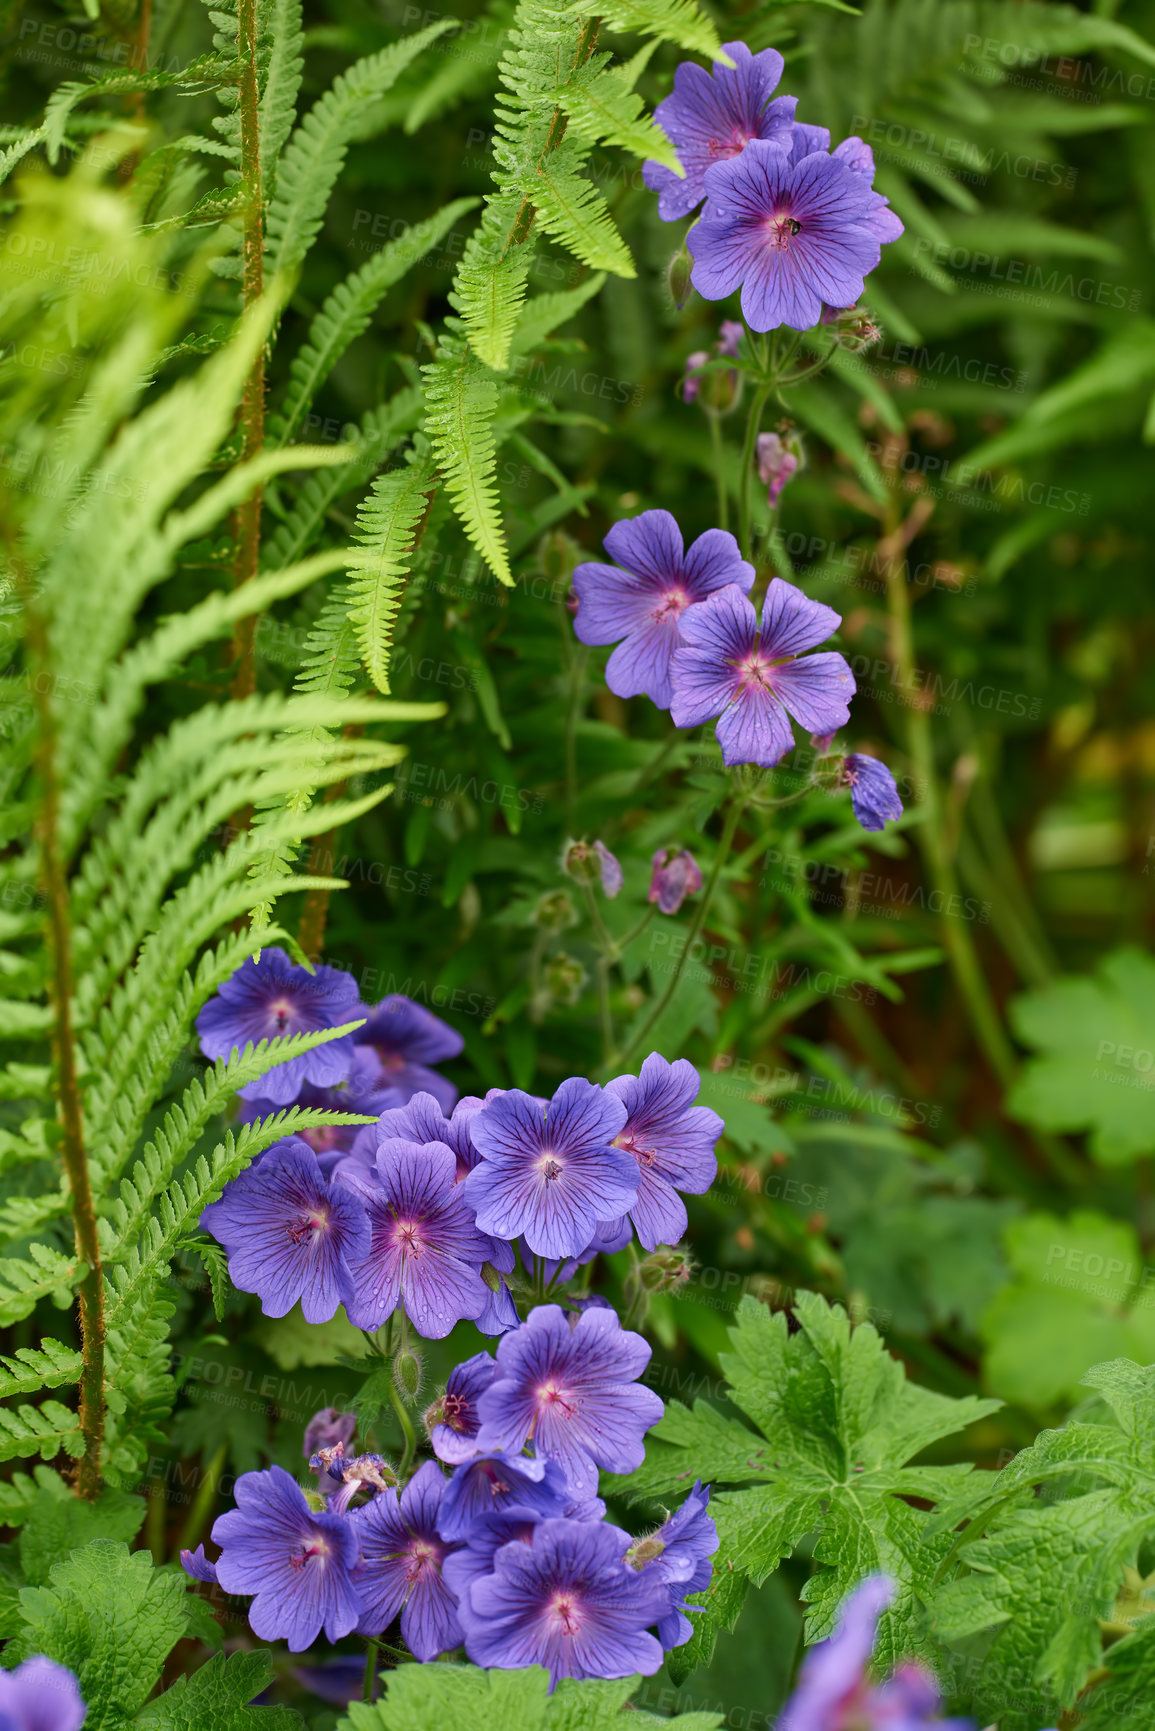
[
  {"left": 572, "top": 510, "right": 754, "bottom": 709},
  {"left": 438, "top": 1451, "right": 571, "bottom": 1540},
  {"left": 688, "top": 139, "right": 902, "bottom": 333},
  {"left": 671, "top": 580, "right": 854, "bottom": 767},
  {"left": 429, "top": 1350, "right": 497, "bottom": 1464},
  {"left": 475, "top": 1303, "right": 663, "bottom": 1499},
  {"left": 0, "top": 1657, "right": 86, "bottom": 1731},
  {"left": 242, "top": 1048, "right": 398, "bottom": 1161},
  {"left": 181, "top": 1544, "right": 218, "bottom": 1583},
  {"left": 342, "top": 1138, "right": 492, "bottom": 1338},
  {"left": 628, "top": 1480, "right": 718, "bottom": 1649},
  {"left": 643, "top": 42, "right": 796, "bottom": 221},
  {"left": 354, "top": 995, "right": 464, "bottom": 1114},
  {"left": 462, "top": 1080, "right": 637, "bottom": 1261},
  {"left": 196, "top": 947, "right": 362, "bottom": 1106},
  {"left": 442, "top": 1510, "right": 541, "bottom": 1605},
  {"left": 459, "top": 1517, "right": 670, "bottom": 1685},
  {"left": 604, "top": 1054, "right": 722, "bottom": 1251},
  {"left": 201, "top": 1138, "right": 369, "bottom": 1324},
  {"left": 756, "top": 432, "right": 799, "bottom": 507},
  {"left": 779, "top": 1575, "right": 972, "bottom": 1731},
  {"left": 304, "top": 1407, "right": 356, "bottom": 1462},
  {"left": 350, "top": 1460, "right": 463, "bottom": 1661},
  {"left": 594, "top": 841, "right": 623, "bottom": 898},
  {"left": 648, "top": 849, "right": 703, "bottom": 915},
  {"left": 842, "top": 755, "right": 904, "bottom": 832},
  {"left": 211, "top": 1464, "right": 361, "bottom": 1651}
]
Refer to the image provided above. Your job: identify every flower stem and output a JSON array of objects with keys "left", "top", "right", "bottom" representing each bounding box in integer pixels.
[
  {"left": 737, "top": 383, "right": 772, "bottom": 563},
  {"left": 581, "top": 882, "right": 616, "bottom": 1064},
  {"left": 708, "top": 411, "right": 729, "bottom": 533},
  {"left": 229, "top": 0, "right": 265, "bottom": 701},
  {"left": 604, "top": 790, "right": 747, "bottom": 1074},
  {"left": 388, "top": 1369, "right": 417, "bottom": 1483},
  {"left": 362, "top": 1638, "right": 379, "bottom": 1704},
  {"left": 178, "top": 1441, "right": 228, "bottom": 1553}
]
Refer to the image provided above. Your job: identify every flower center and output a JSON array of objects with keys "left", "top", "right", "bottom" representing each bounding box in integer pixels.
[
  {"left": 481, "top": 1461, "right": 511, "bottom": 1497},
  {"left": 536, "top": 1379, "right": 577, "bottom": 1419},
  {"left": 290, "top": 1534, "right": 330, "bottom": 1571},
  {"left": 765, "top": 211, "right": 803, "bottom": 249},
  {"left": 651, "top": 586, "right": 689, "bottom": 624},
  {"left": 269, "top": 996, "right": 295, "bottom": 1032},
  {"left": 442, "top": 1392, "right": 469, "bottom": 1431},
  {"left": 737, "top": 651, "right": 776, "bottom": 689},
  {"left": 613, "top": 1129, "right": 658, "bottom": 1168},
  {"left": 405, "top": 1538, "right": 441, "bottom": 1584},
  {"left": 394, "top": 1218, "right": 425, "bottom": 1256},
  {"left": 538, "top": 1152, "right": 563, "bottom": 1181},
  {"left": 381, "top": 1052, "right": 406, "bottom": 1071},
  {"left": 707, "top": 127, "right": 752, "bottom": 159},
  {"left": 549, "top": 1592, "right": 582, "bottom": 1636},
  {"left": 286, "top": 1209, "right": 328, "bottom": 1246}
]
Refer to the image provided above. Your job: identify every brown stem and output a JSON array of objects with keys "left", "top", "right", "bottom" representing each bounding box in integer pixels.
[
  {"left": 230, "top": 0, "right": 265, "bottom": 699},
  {"left": 23, "top": 598, "right": 105, "bottom": 1500}
]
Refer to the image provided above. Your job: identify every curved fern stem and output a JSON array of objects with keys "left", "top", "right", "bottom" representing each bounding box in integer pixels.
[
  {"left": 231, "top": 0, "right": 266, "bottom": 699},
  {"left": 25, "top": 594, "right": 105, "bottom": 1501}
]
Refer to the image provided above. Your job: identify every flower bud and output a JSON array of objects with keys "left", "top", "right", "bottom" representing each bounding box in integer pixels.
[
  {"left": 625, "top": 1533, "right": 667, "bottom": 1570},
  {"left": 543, "top": 951, "right": 587, "bottom": 1005},
  {"left": 638, "top": 1247, "right": 695, "bottom": 1293},
  {"left": 667, "top": 239, "right": 694, "bottom": 310},
  {"left": 755, "top": 430, "right": 802, "bottom": 508},
  {"left": 533, "top": 889, "right": 578, "bottom": 931},
  {"left": 393, "top": 1345, "right": 424, "bottom": 1403}
]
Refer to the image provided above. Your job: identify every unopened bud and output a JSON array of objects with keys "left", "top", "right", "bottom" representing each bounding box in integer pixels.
[
  {"left": 544, "top": 951, "right": 587, "bottom": 1005},
  {"left": 394, "top": 1346, "right": 423, "bottom": 1402},
  {"left": 538, "top": 528, "right": 581, "bottom": 586},
  {"left": 533, "top": 889, "right": 578, "bottom": 932},
  {"left": 638, "top": 1247, "right": 695, "bottom": 1293},
  {"left": 667, "top": 240, "right": 693, "bottom": 310},
  {"left": 625, "top": 1534, "right": 666, "bottom": 1569},
  {"left": 480, "top": 1260, "right": 502, "bottom": 1293}
]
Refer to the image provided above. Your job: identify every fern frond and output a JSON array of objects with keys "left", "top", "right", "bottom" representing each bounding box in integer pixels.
[
  {"left": 555, "top": 52, "right": 680, "bottom": 169},
  {"left": 509, "top": 273, "right": 605, "bottom": 355},
  {"left": 423, "top": 336, "right": 512, "bottom": 585},
  {"left": 0, "top": 1401, "right": 83, "bottom": 1464},
  {"left": 452, "top": 250, "right": 532, "bottom": 374},
  {"left": 42, "top": 57, "right": 242, "bottom": 163},
  {"left": 347, "top": 455, "right": 437, "bottom": 692},
  {"left": 0, "top": 1467, "right": 66, "bottom": 1526},
  {"left": 573, "top": 0, "right": 724, "bottom": 58},
  {"left": 0, "top": 1341, "right": 83, "bottom": 1400},
  {"left": 532, "top": 151, "right": 636, "bottom": 275},
  {"left": 0, "top": 1246, "right": 80, "bottom": 1327},
  {"left": 265, "top": 21, "right": 456, "bottom": 276},
  {"left": 257, "top": 0, "right": 304, "bottom": 198},
  {"left": 0, "top": 127, "right": 46, "bottom": 188}
]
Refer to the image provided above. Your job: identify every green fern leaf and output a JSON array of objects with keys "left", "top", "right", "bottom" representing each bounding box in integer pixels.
[
  {"left": 572, "top": 0, "right": 724, "bottom": 58},
  {"left": 257, "top": 0, "right": 304, "bottom": 198},
  {"left": 452, "top": 248, "right": 532, "bottom": 374},
  {"left": 423, "top": 337, "right": 512, "bottom": 585},
  {"left": 0, "top": 1341, "right": 83, "bottom": 1400},
  {"left": 532, "top": 154, "right": 635, "bottom": 276},
  {"left": 42, "top": 57, "right": 241, "bottom": 163},
  {"left": 271, "top": 199, "right": 479, "bottom": 448},
  {"left": 0, "top": 1246, "right": 81, "bottom": 1327},
  {"left": 347, "top": 456, "right": 438, "bottom": 692},
  {"left": 0, "top": 1401, "right": 83, "bottom": 1464},
  {"left": 265, "top": 21, "right": 456, "bottom": 276},
  {"left": 509, "top": 273, "right": 605, "bottom": 355},
  {"left": 555, "top": 55, "right": 681, "bottom": 169}
]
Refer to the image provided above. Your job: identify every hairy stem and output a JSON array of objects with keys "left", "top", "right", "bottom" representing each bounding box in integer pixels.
[
  {"left": 24, "top": 599, "right": 105, "bottom": 1499},
  {"left": 604, "top": 792, "right": 747, "bottom": 1075},
  {"left": 230, "top": 0, "right": 265, "bottom": 699},
  {"left": 388, "top": 1366, "right": 417, "bottom": 1481},
  {"left": 738, "top": 383, "right": 771, "bottom": 562},
  {"left": 178, "top": 1440, "right": 229, "bottom": 1552},
  {"left": 708, "top": 411, "right": 729, "bottom": 533}
]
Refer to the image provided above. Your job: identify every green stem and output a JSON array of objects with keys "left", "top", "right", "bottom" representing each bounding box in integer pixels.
[
  {"left": 707, "top": 411, "right": 729, "bottom": 533},
  {"left": 388, "top": 1371, "right": 417, "bottom": 1482},
  {"left": 581, "top": 882, "right": 616, "bottom": 1064},
  {"left": 178, "top": 1441, "right": 228, "bottom": 1552},
  {"left": 737, "top": 383, "right": 772, "bottom": 563},
  {"left": 362, "top": 1638, "right": 379, "bottom": 1704},
  {"left": 605, "top": 791, "right": 748, "bottom": 1074},
  {"left": 230, "top": 0, "right": 265, "bottom": 700},
  {"left": 23, "top": 588, "right": 105, "bottom": 1501},
  {"left": 564, "top": 644, "right": 587, "bottom": 835}
]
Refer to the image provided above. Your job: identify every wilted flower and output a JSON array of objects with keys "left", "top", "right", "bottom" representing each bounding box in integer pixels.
[
  {"left": 648, "top": 849, "right": 703, "bottom": 915},
  {"left": 755, "top": 431, "right": 800, "bottom": 507},
  {"left": 534, "top": 890, "right": 579, "bottom": 931},
  {"left": 563, "top": 840, "right": 623, "bottom": 898},
  {"left": 841, "top": 754, "right": 904, "bottom": 832},
  {"left": 543, "top": 952, "right": 588, "bottom": 1007}
]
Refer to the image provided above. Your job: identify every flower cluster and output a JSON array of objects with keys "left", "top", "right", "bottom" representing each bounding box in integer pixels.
[
  {"left": 184, "top": 1311, "right": 718, "bottom": 1685},
  {"left": 644, "top": 41, "right": 903, "bottom": 332},
  {"left": 199, "top": 957, "right": 723, "bottom": 1335},
  {"left": 572, "top": 509, "right": 903, "bottom": 827},
  {"left": 197, "top": 948, "right": 465, "bottom": 1149}
]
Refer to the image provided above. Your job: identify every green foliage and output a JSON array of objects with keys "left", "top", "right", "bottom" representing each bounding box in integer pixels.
[
  {"left": 338, "top": 1663, "right": 723, "bottom": 1730},
  {"left": 1007, "top": 947, "right": 1155, "bottom": 1162},
  {"left": 136, "top": 1652, "right": 301, "bottom": 1729},
  {"left": 617, "top": 1294, "right": 999, "bottom": 1665}
]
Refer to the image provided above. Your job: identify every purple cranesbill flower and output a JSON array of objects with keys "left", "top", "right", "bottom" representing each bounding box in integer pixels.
[
  {"left": 242, "top": 1048, "right": 397, "bottom": 1162},
  {"left": 342, "top": 1138, "right": 492, "bottom": 1339},
  {"left": 201, "top": 1137, "right": 369, "bottom": 1324},
  {"left": 476, "top": 1303, "right": 664, "bottom": 1499},
  {"left": 354, "top": 995, "right": 464, "bottom": 1114},
  {"left": 842, "top": 755, "right": 904, "bottom": 833},
  {"left": 626, "top": 1480, "right": 718, "bottom": 1649},
  {"left": 756, "top": 431, "right": 799, "bottom": 507},
  {"left": 594, "top": 840, "right": 623, "bottom": 898},
  {"left": 643, "top": 41, "right": 796, "bottom": 221},
  {"left": 438, "top": 1451, "right": 570, "bottom": 1540},
  {"left": 350, "top": 1460, "right": 463, "bottom": 1661},
  {"left": 604, "top": 1054, "right": 722, "bottom": 1251},
  {"left": 671, "top": 580, "right": 854, "bottom": 768},
  {"left": 442, "top": 1510, "right": 541, "bottom": 1605},
  {"left": 181, "top": 1543, "right": 218, "bottom": 1583},
  {"left": 304, "top": 1407, "right": 356, "bottom": 1462},
  {"left": 428, "top": 1350, "right": 497, "bottom": 1464},
  {"left": 196, "top": 947, "right": 362, "bottom": 1106},
  {"left": 778, "top": 1574, "right": 975, "bottom": 1731},
  {"left": 648, "top": 849, "right": 702, "bottom": 915},
  {"left": 459, "top": 1517, "right": 671, "bottom": 1686},
  {"left": 211, "top": 1464, "right": 360, "bottom": 1651},
  {"left": 688, "top": 139, "right": 902, "bottom": 333},
  {"left": 0, "top": 1657, "right": 87, "bottom": 1731},
  {"left": 462, "top": 1079, "right": 636, "bottom": 1261},
  {"left": 572, "top": 510, "right": 754, "bottom": 710},
  {"left": 832, "top": 136, "right": 904, "bottom": 242}
]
